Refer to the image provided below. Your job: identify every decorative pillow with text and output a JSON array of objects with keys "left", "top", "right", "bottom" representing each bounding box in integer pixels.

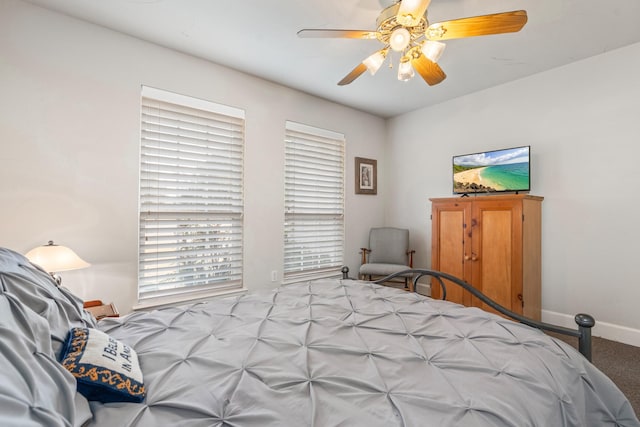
[{"left": 59, "top": 327, "right": 146, "bottom": 403}]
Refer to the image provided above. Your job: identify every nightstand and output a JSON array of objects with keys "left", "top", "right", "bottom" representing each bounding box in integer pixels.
[{"left": 83, "top": 300, "right": 119, "bottom": 320}]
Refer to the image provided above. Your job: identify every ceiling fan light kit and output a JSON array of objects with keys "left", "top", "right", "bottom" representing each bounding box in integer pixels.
[
  {"left": 422, "top": 40, "right": 446, "bottom": 63},
  {"left": 363, "top": 49, "right": 388, "bottom": 75},
  {"left": 298, "top": 0, "right": 527, "bottom": 86},
  {"left": 397, "top": 57, "right": 415, "bottom": 81},
  {"left": 390, "top": 27, "right": 411, "bottom": 51}
]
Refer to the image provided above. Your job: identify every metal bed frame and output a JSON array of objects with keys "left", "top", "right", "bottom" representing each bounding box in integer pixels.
[{"left": 342, "top": 267, "right": 595, "bottom": 362}]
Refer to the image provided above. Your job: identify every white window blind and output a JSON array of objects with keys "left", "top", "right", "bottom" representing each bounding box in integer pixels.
[
  {"left": 284, "top": 121, "right": 345, "bottom": 280},
  {"left": 138, "top": 86, "right": 244, "bottom": 302}
]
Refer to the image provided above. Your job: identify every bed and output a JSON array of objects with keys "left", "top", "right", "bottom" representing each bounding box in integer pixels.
[{"left": 0, "top": 247, "right": 638, "bottom": 427}]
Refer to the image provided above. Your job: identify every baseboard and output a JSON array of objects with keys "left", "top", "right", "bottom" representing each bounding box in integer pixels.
[{"left": 542, "top": 310, "right": 640, "bottom": 348}]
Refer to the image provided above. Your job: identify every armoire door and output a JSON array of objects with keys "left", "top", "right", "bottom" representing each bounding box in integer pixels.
[
  {"left": 470, "top": 198, "right": 523, "bottom": 315},
  {"left": 430, "top": 200, "right": 472, "bottom": 306}
]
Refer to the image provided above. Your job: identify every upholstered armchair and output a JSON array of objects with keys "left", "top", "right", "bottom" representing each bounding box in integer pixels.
[{"left": 359, "top": 227, "right": 415, "bottom": 290}]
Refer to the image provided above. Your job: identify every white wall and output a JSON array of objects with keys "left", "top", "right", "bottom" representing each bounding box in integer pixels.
[
  {"left": 0, "top": 1, "right": 387, "bottom": 313},
  {"left": 386, "top": 42, "right": 640, "bottom": 346}
]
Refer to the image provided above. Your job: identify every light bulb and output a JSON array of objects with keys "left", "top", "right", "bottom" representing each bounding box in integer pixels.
[
  {"left": 389, "top": 27, "right": 411, "bottom": 52},
  {"left": 397, "top": 57, "right": 415, "bottom": 81},
  {"left": 422, "top": 40, "right": 446, "bottom": 63},
  {"left": 362, "top": 50, "right": 387, "bottom": 75}
]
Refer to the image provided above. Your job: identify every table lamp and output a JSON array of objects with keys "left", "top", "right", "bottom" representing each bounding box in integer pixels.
[{"left": 25, "top": 240, "right": 90, "bottom": 286}]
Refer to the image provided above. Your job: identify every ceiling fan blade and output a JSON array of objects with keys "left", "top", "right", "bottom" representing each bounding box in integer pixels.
[
  {"left": 396, "top": 0, "right": 432, "bottom": 26},
  {"left": 338, "top": 63, "right": 368, "bottom": 86},
  {"left": 426, "top": 10, "right": 527, "bottom": 41},
  {"left": 411, "top": 54, "right": 446, "bottom": 86},
  {"left": 297, "top": 29, "right": 377, "bottom": 39}
]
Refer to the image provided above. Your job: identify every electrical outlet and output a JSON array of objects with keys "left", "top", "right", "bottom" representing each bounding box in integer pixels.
[{"left": 271, "top": 270, "right": 278, "bottom": 282}]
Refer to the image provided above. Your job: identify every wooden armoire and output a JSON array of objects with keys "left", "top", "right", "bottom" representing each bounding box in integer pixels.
[{"left": 430, "top": 194, "right": 543, "bottom": 320}]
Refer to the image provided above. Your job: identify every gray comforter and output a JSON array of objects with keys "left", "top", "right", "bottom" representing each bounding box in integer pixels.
[
  {"left": 92, "top": 279, "right": 638, "bottom": 427},
  {"left": 0, "top": 245, "right": 637, "bottom": 427}
]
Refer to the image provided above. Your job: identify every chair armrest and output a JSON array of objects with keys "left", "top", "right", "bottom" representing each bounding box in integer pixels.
[{"left": 360, "top": 248, "right": 371, "bottom": 265}]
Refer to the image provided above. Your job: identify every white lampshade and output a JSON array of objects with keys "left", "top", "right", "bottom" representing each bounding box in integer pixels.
[
  {"left": 362, "top": 50, "right": 387, "bottom": 75},
  {"left": 422, "top": 40, "right": 446, "bottom": 63},
  {"left": 389, "top": 27, "right": 411, "bottom": 52},
  {"left": 397, "top": 58, "right": 415, "bottom": 81},
  {"left": 25, "top": 241, "right": 90, "bottom": 273}
]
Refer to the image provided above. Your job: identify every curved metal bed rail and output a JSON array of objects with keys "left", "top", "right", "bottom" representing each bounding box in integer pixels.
[{"left": 343, "top": 267, "right": 595, "bottom": 362}]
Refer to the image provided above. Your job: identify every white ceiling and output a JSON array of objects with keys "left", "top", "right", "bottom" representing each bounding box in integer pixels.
[{"left": 24, "top": 0, "right": 640, "bottom": 118}]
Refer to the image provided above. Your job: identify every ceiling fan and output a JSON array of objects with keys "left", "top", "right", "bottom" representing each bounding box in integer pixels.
[{"left": 297, "top": 0, "right": 527, "bottom": 86}]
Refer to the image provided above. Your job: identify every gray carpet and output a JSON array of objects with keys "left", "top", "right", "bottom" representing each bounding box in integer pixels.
[{"left": 549, "top": 333, "right": 640, "bottom": 417}]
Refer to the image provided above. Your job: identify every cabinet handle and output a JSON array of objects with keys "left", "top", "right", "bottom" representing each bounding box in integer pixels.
[
  {"left": 471, "top": 253, "right": 478, "bottom": 261},
  {"left": 464, "top": 255, "right": 470, "bottom": 261}
]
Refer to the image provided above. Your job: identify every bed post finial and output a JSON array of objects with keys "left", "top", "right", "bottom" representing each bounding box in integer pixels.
[
  {"left": 341, "top": 266, "right": 350, "bottom": 279},
  {"left": 575, "top": 313, "right": 595, "bottom": 362}
]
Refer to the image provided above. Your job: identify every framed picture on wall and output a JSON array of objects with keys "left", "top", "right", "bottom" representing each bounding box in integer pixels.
[{"left": 355, "top": 157, "right": 377, "bottom": 195}]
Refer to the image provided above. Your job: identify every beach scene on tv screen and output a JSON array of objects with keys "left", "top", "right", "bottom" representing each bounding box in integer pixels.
[{"left": 453, "top": 147, "right": 529, "bottom": 193}]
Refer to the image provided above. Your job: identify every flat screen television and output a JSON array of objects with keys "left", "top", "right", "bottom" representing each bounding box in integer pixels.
[{"left": 453, "top": 146, "right": 530, "bottom": 194}]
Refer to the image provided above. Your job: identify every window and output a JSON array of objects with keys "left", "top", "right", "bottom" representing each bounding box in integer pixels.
[
  {"left": 284, "top": 121, "right": 345, "bottom": 281},
  {"left": 138, "top": 87, "right": 244, "bottom": 304}
]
